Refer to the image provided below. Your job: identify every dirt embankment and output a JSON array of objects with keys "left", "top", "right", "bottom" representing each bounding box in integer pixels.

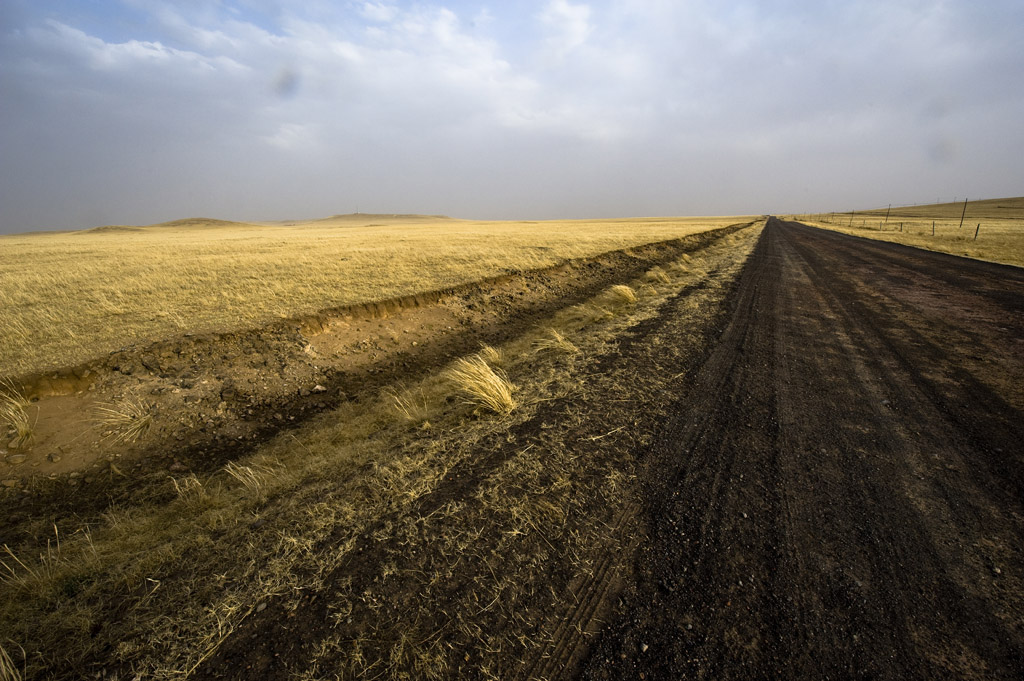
[
  {"left": 0, "top": 223, "right": 749, "bottom": 538},
  {"left": 580, "top": 218, "right": 1024, "bottom": 680}
]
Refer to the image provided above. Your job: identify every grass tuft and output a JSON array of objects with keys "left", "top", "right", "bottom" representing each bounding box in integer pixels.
[
  {"left": 446, "top": 356, "right": 518, "bottom": 415},
  {"left": 92, "top": 397, "right": 153, "bottom": 443},
  {"left": 0, "top": 379, "right": 33, "bottom": 449},
  {"left": 532, "top": 329, "right": 580, "bottom": 355},
  {"left": 606, "top": 284, "right": 637, "bottom": 308},
  {"left": 385, "top": 387, "right": 432, "bottom": 425},
  {"left": 477, "top": 344, "right": 505, "bottom": 367},
  {"left": 223, "top": 461, "right": 273, "bottom": 499},
  {"left": 171, "top": 474, "right": 209, "bottom": 511},
  {"left": 645, "top": 266, "right": 671, "bottom": 284}
]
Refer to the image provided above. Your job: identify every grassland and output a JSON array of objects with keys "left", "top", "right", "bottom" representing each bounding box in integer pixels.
[
  {"left": 0, "top": 214, "right": 748, "bottom": 379},
  {"left": 0, "top": 222, "right": 763, "bottom": 679},
  {"left": 790, "top": 196, "right": 1024, "bottom": 267}
]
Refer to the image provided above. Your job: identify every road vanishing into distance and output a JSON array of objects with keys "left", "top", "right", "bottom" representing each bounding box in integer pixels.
[{"left": 580, "top": 218, "right": 1024, "bottom": 679}]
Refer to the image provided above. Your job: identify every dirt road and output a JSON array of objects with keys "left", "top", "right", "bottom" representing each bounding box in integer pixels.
[{"left": 581, "top": 219, "right": 1024, "bottom": 679}]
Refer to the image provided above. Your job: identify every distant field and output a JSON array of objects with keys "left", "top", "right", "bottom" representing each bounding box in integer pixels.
[
  {"left": 0, "top": 213, "right": 747, "bottom": 377},
  {"left": 791, "top": 197, "right": 1024, "bottom": 267}
]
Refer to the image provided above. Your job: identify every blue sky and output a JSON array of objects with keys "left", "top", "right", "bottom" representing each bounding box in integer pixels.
[{"left": 1, "top": 0, "right": 1022, "bottom": 232}]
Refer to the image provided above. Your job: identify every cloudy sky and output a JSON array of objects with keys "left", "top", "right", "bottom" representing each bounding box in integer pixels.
[{"left": 1, "top": 0, "right": 1021, "bottom": 233}]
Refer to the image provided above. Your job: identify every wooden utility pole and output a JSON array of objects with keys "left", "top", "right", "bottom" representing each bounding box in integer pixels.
[
  {"left": 974, "top": 223, "right": 981, "bottom": 240},
  {"left": 932, "top": 221, "right": 935, "bottom": 235},
  {"left": 959, "top": 198, "right": 968, "bottom": 229},
  {"left": 884, "top": 204, "right": 891, "bottom": 224}
]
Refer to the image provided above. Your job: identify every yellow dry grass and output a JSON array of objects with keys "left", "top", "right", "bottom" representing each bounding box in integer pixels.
[
  {"left": 0, "top": 379, "right": 33, "bottom": 449},
  {"left": 445, "top": 355, "right": 518, "bottom": 415},
  {"left": 0, "top": 221, "right": 765, "bottom": 680},
  {"left": 0, "top": 214, "right": 748, "bottom": 378},
  {"left": 794, "top": 197, "right": 1024, "bottom": 267}
]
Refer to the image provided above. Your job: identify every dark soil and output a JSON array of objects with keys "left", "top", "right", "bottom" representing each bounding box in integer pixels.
[{"left": 579, "top": 218, "right": 1024, "bottom": 680}]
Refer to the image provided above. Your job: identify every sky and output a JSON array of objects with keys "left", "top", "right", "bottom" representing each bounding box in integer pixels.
[{"left": 1, "top": 0, "right": 1022, "bottom": 233}]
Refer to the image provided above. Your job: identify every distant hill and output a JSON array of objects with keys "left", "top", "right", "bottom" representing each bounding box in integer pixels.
[
  {"left": 87, "top": 218, "right": 255, "bottom": 233},
  {"left": 855, "top": 196, "right": 1024, "bottom": 220}
]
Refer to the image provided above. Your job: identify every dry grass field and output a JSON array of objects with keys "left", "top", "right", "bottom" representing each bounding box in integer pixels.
[
  {"left": 790, "top": 196, "right": 1024, "bottom": 267},
  {"left": 0, "top": 219, "right": 764, "bottom": 680},
  {"left": 0, "top": 214, "right": 748, "bottom": 379}
]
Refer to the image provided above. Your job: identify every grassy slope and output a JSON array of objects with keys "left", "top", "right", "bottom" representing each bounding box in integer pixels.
[
  {"left": 791, "top": 197, "right": 1024, "bottom": 268},
  {"left": 0, "top": 214, "right": 749, "bottom": 377}
]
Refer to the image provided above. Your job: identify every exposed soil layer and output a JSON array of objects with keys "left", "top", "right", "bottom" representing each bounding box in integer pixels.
[{"left": 580, "top": 219, "right": 1024, "bottom": 680}]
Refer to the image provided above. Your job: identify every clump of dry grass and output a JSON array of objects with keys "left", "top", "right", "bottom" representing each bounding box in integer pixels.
[
  {"left": 93, "top": 397, "right": 153, "bottom": 443},
  {"left": 0, "top": 379, "right": 32, "bottom": 449},
  {"left": 223, "top": 461, "right": 274, "bottom": 499},
  {"left": 446, "top": 356, "right": 518, "bottom": 415},
  {"left": 533, "top": 329, "right": 580, "bottom": 355},
  {"left": 606, "top": 284, "right": 637, "bottom": 308},
  {"left": 385, "top": 387, "right": 433, "bottom": 425},
  {"left": 171, "top": 474, "right": 209, "bottom": 511},
  {"left": 477, "top": 344, "right": 505, "bottom": 367},
  {"left": 637, "top": 283, "right": 658, "bottom": 297},
  {"left": 645, "top": 266, "right": 671, "bottom": 284}
]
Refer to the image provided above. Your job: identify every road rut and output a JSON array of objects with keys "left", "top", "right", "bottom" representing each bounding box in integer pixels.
[{"left": 581, "top": 218, "right": 1024, "bottom": 680}]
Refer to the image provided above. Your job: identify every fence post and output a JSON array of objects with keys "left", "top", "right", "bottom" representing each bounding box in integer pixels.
[
  {"left": 959, "top": 198, "right": 968, "bottom": 229},
  {"left": 932, "top": 221, "right": 935, "bottom": 236},
  {"left": 974, "top": 223, "right": 981, "bottom": 240},
  {"left": 884, "top": 204, "right": 891, "bottom": 224}
]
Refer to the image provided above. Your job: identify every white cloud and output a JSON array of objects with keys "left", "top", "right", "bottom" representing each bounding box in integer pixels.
[
  {"left": 359, "top": 2, "right": 399, "bottom": 23},
  {"left": 539, "top": 0, "right": 592, "bottom": 57},
  {"left": 32, "top": 19, "right": 245, "bottom": 73}
]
